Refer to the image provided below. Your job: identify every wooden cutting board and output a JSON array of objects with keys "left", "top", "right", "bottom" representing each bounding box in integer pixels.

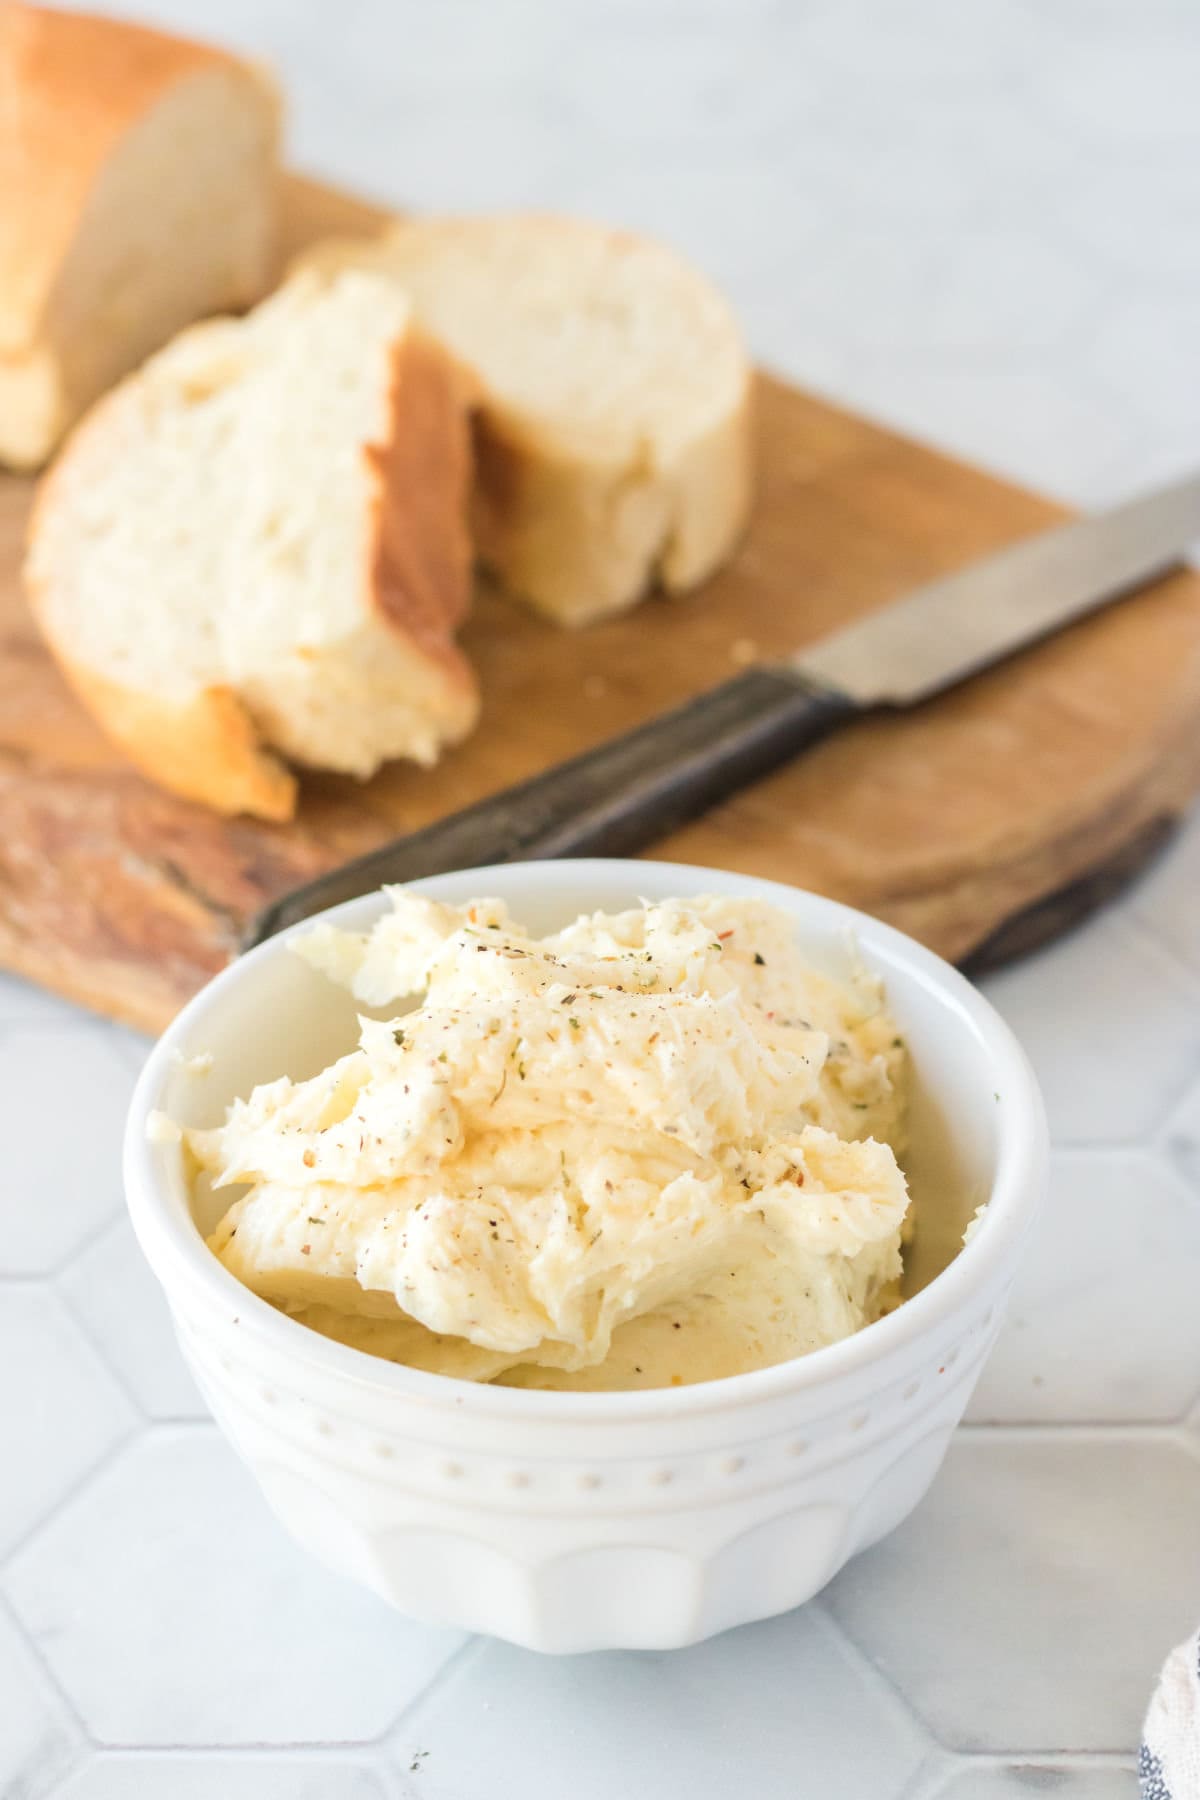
[{"left": 3, "top": 175, "right": 1200, "bottom": 1036}]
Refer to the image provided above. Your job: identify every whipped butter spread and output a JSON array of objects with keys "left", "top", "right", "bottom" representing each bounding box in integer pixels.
[{"left": 189, "top": 893, "right": 912, "bottom": 1390}]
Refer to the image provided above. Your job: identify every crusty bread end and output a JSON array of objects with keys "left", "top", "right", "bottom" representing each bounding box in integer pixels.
[{"left": 0, "top": 3, "right": 281, "bottom": 468}]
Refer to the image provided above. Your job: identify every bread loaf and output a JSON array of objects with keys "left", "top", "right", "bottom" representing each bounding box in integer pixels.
[
  {"left": 297, "top": 215, "right": 754, "bottom": 624},
  {"left": 0, "top": 2, "right": 281, "bottom": 469},
  {"left": 26, "top": 269, "right": 478, "bottom": 819}
]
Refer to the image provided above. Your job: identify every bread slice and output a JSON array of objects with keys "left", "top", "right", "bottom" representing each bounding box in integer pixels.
[
  {"left": 296, "top": 215, "right": 754, "bottom": 625},
  {"left": 26, "top": 269, "right": 479, "bottom": 820},
  {"left": 0, "top": 3, "right": 281, "bottom": 470}
]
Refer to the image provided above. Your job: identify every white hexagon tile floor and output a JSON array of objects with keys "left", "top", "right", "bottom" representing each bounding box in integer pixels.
[{"left": 6, "top": 0, "right": 1200, "bottom": 1794}]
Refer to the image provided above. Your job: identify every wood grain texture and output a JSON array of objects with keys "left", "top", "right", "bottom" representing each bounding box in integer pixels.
[{"left": 3, "top": 174, "right": 1200, "bottom": 1033}]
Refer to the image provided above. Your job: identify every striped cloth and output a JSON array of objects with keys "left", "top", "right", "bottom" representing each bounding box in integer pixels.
[{"left": 1142, "top": 1630, "right": 1200, "bottom": 1798}]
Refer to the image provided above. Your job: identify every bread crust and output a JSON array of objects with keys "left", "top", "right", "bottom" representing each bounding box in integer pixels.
[
  {"left": 468, "top": 383, "right": 755, "bottom": 625},
  {"left": 25, "top": 279, "right": 478, "bottom": 819},
  {"left": 0, "top": 3, "right": 281, "bottom": 468},
  {"left": 292, "top": 215, "right": 754, "bottom": 625},
  {"left": 369, "top": 325, "right": 474, "bottom": 655},
  {"left": 0, "top": 3, "right": 277, "bottom": 354},
  {"left": 207, "top": 314, "right": 479, "bottom": 785},
  {"left": 47, "top": 655, "right": 298, "bottom": 821}
]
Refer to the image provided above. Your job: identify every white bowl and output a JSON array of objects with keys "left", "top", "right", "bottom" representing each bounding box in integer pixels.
[{"left": 125, "top": 859, "right": 1047, "bottom": 1653}]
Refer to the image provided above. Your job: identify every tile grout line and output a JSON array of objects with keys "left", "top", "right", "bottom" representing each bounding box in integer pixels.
[
  {"left": 1047, "top": 1140, "right": 1176, "bottom": 1166},
  {"left": 24, "top": 1740, "right": 90, "bottom": 1800},
  {"left": 1121, "top": 909, "right": 1200, "bottom": 1007},
  {"left": 384, "top": 1635, "right": 490, "bottom": 1749},
  {"left": 1139, "top": 1139, "right": 1200, "bottom": 1211},
  {"left": 894, "top": 1746, "right": 955, "bottom": 1800},
  {"left": 906, "top": 1745, "right": 1140, "bottom": 1796},
  {"left": 0, "top": 1584, "right": 96, "bottom": 1759},
  {"left": 65, "top": 1737, "right": 420, "bottom": 1757},
  {"left": 811, "top": 1600, "right": 948, "bottom": 1765},
  {"left": 964, "top": 1414, "right": 1200, "bottom": 1433},
  {"left": 48, "top": 1270, "right": 159, "bottom": 1429},
  {"left": 46, "top": 1206, "right": 130, "bottom": 1278},
  {"left": 44, "top": 1200, "right": 132, "bottom": 1281},
  {"left": 1045, "top": 1130, "right": 1196, "bottom": 1154},
  {"left": 0, "top": 1197, "right": 129, "bottom": 1285},
  {"left": 955, "top": 1419, "right": 1199, "bottom": 1445},
  {"left": 0, "top": 1426, "right": 143, "bottom": 1582},
  {"left": 975, "top": 1750, "right": 1138, "bottom": 1765},
  {"left": 1152, "top": 1083, "right": 1200, "bottom": 1167}
]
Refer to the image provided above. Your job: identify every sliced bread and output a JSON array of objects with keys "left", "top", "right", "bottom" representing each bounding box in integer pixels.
[
  {"left": 0, "top": 3, "right": 281, "bottom": 469},
  {"left": 26, "top": 268, "right": 478, "bottom": 820},
  {"left": 297, "top": 215, "right": 754, "bottom": 625}
]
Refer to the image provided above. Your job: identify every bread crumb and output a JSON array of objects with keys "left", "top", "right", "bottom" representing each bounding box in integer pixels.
[{"left": 729, "top": 637, "right": 758, "bottom": 667}]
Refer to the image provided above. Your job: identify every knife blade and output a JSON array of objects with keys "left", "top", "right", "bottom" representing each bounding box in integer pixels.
[
  {"left": 797, "top": 470, "right": 1200, "bottom": 705},
  {"left": 243, "top": 470, "right": 1200, "bottom": 948}
]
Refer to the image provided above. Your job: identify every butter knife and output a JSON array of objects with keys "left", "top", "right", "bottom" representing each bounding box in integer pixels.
[{"left": 244, "top": 472, "right": 1200, "bottom": 947}]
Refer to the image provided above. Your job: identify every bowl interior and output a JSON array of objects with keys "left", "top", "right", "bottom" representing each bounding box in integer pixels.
[{"left": 161, "top": 861, "right": 998, "bottom": 1306}]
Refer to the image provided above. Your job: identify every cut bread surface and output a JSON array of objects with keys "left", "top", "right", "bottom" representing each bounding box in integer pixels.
[
  {"left": 0, "top": 3, "right": 280, "bottom": 468},
  {"left": 27, "top": 269, "right": 478, "bottom": 818},
  {"left": 297, "top": 214, "right": 754, "bottom": 624}
]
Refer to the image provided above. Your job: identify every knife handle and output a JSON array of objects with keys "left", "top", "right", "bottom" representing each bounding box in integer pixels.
[{"left": 244, "top": 668, "right": 857, "bottom": 946}]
